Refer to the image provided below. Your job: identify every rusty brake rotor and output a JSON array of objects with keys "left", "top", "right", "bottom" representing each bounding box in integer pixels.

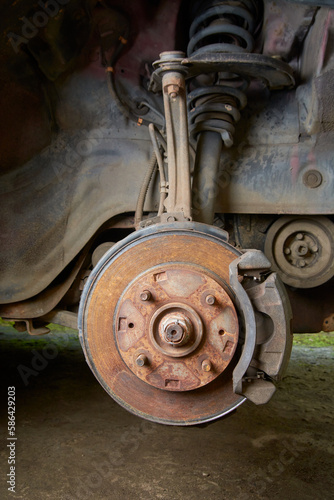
[{"left": 79, "top": 222, "right": 246, "bottom": 425}]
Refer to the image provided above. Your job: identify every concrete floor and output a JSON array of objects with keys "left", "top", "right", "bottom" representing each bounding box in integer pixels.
[{"left": 0, "top": 323, "right": 333, "bottom": 500}]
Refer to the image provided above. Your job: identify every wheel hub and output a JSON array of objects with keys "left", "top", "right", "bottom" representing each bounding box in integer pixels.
[{"left": 115, "top": 264, "right": 238, "bottom": 392}]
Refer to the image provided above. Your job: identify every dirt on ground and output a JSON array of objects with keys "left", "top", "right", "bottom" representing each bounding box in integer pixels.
[{"left": 0, "top": 322, "right": 333, "bottom": 500}]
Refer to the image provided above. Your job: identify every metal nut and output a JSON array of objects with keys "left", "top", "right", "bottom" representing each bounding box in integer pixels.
[{"left": 160, "top": 313, "right": 192, "bottom": 346}]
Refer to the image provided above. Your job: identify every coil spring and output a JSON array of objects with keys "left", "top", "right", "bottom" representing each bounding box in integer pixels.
[{"left": 187, "top": 0, "right": 259, "bottom": 146}]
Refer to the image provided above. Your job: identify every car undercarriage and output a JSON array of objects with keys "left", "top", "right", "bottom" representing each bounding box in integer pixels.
[{"left": 1, "top": 0, "right": 333, "bottom": 424}]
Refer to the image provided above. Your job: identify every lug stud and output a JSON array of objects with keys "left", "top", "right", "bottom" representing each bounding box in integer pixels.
[
  {"left": 202, "top": 360, "right": 212, "bottom": 372},
  {"left": 136, "top": 354, "right": 148, "bottom": 367},
  {"left": 205, "top": 294, "right": 215, "bottom": 305},
  {"left": 140, "top": 290, "right": 151, "bottom": 301}
]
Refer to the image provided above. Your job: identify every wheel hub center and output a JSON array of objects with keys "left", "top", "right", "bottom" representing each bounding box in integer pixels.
[
  {"left": 150, "top": 302, "right": 203, "bottom": 358},
  {"left": 161, "top": 313, "right": 192, "bottom": 345}
]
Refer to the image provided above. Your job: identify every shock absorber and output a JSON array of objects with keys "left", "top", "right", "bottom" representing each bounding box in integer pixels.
[
  {"left": 148, "top": 0, "right": 293, "bottom": 227},
  {"left": 188, "top": 0, "right": 260, "bottom": 224}
]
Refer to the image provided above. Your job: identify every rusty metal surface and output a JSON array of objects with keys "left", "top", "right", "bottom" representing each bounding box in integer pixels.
[
  {"left": 150, "top": 53, "right": 295, "bottom": 93},
  {"left": 183, "top": 52, "right": 295, "bottom": 89},
  {"left": 79, "top": 223, "right": 245, "bottom": 425},
  {"left": 115, "top": 264, "right": 238, "bottom": 392}
]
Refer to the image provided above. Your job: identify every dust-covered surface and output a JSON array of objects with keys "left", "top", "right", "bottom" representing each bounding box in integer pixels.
[{"left": 0, "top": 322, "right": 333, "bottom": 500}]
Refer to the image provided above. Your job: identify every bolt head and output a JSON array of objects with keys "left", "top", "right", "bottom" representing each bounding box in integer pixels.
[
  {"left": 284, "top": 248, "right": 291, "bottom": 255},
  {"left": 296, "top": 233, "right": 304, "bottom": 240}
]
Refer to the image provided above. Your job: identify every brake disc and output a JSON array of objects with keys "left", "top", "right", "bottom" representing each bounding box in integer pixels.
[{"left": 79, "top": 222, "right": 292, "bottom": 425}]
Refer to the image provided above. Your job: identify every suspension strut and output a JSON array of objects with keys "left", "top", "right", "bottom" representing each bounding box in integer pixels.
[
  {"left": 188, "top": 0, "right": 258, "bottom": 224},
  {"left": 149, "top": 0, "right": 294, "bottom": 225}
]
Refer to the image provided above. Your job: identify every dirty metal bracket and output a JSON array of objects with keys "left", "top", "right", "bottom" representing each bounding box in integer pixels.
[
  {"left": 150, "top": 52, "right": 295, "bottom": 93},
  {"left": 9, "top": 318, "right": 50, "bottom": 336},
  {"left": 229, "top": 250, "right": 292, "bottom": 405}
]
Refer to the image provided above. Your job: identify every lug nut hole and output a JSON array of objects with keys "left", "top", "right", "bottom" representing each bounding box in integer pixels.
[{"left": 128, "top": 322, "right": 135, "bottom": 329}]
